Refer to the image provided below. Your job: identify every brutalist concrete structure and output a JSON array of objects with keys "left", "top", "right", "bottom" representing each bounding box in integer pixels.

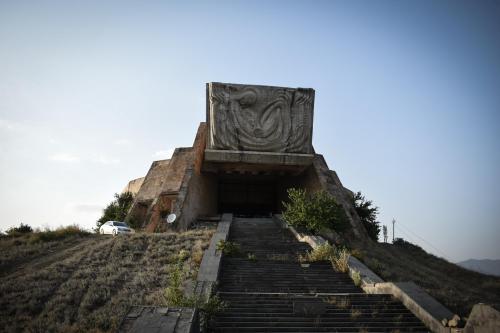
[{"left": 126, "top": 82, "right": 367, "bottom": 238}]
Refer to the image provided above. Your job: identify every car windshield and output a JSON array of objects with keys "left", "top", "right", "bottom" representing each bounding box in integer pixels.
[{"left": 114, "top": 222, "right": 128, "bottom": 227}]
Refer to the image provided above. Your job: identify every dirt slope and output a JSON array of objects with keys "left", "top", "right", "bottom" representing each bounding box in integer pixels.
[
  {"left": 0, "top": 229, "right": 214, "bottom": 333},
  {"left": 353, "top": 239, "right": 500, "bottom": 318}
]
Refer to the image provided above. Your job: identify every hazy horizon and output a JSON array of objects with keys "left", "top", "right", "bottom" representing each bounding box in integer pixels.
[{"left": 1, "top": 0, "right": 499, "bottom": 262}]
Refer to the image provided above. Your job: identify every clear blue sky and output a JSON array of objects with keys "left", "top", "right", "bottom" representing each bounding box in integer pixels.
[{"left": 1, "top": 0, "right": 499, "bottom": 262}]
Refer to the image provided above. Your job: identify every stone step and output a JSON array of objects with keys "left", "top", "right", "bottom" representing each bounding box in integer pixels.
[{"left": 209, "top": 218, "right": 427, "bottom": 332}]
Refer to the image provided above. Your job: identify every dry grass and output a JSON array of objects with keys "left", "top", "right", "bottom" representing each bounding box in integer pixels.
[
  {"left": 0, "top": 228, "right": 214, "bottom": 333},
  {"left": 300, "top": 243, "right": 336, "bottom": 262},
  {"left": 352, "top": 240, "right": 500, "bottom": 317},
  {"left": 351, "top": 308, "right": 362, "bottom": 319},
  {"left": 0, "top": 225, "right": 90, "bottom": 277},
  {"left": 331, "top": 248, "right": 350, "bottom": 273}
]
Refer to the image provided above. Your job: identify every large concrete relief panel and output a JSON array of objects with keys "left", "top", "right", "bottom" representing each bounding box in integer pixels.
[{"left": 207, "top": 82, "right": 314, "bottom": 154}]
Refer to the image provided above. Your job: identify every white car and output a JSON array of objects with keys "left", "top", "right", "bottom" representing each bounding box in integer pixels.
[{"left": 99, "top": 221, "right": 135, "bottom": 235}]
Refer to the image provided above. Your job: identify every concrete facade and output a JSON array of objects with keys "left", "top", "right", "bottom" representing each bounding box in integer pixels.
[
  {"left": 122, "top": 177, "right": 145, "bottom": 195},
  {"left": 206, "top": 82, "right": 314, "bottom": 154},
  {"left": 125, "top": 83, "right": 366, "bottom": 236}
]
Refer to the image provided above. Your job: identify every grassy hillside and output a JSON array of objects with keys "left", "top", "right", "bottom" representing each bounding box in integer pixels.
[
  {"left": 0, "top": 227, "right": 214, "bottom": 333},
  {"left": 352, "top": 239, "right": 500, "bottom": 318}
]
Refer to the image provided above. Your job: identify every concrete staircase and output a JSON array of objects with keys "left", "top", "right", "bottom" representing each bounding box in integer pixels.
[{"left": 210, "top": 217, "right": 428, "bottom": 332}]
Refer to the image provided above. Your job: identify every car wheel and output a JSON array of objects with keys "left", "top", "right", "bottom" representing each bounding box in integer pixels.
[{"left": 112, "top": 229, "right": 117, "bottom": 236}]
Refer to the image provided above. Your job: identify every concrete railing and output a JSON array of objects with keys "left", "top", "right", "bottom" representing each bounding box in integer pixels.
[{"left": 194, "top": 213, "right": 232, "bottom": 299}]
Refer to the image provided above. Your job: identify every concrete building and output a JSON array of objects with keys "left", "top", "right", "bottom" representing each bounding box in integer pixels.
[{"left": 125, "top": 82, "right": 367, "bottom": 238}]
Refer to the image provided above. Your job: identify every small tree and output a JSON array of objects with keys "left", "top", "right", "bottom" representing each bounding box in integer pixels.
[
  {"left": 6, "top": 223, "right": 33, "bottom": 235},
  {"left": 282, "top": 188, "right": 348, "bottom": 233},
  {"left": 96, "top": 192, "right": 134, "bottom": 231},
  {"left": 352, "top": 191, "right": 381, "bottom": 242}
]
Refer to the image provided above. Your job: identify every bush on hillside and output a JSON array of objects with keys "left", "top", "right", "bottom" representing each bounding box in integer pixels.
[
  {"left": 282, "top": 188, "right": 348, "bottom": 233},
  {"left": 6, "top": 223, "right": 33, "bottom": 235},
  {"left": 352, "top": 191, "right": 381, "bottom": 242},
  {"left": 96, "top": 192, "right": 135, "bottom": 231},
  {"left": 393, "top": 237, "right": 425, "bottom": 252},
  {"left": 29, "top": 225, "right": 90, "bottom": 243}
]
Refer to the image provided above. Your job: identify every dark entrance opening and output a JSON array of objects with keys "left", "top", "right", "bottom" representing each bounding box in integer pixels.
[{"left": 218, "top": 175, "right": 278, "bottom": 215}]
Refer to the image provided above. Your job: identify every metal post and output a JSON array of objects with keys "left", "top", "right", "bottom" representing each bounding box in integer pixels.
[{"left": 392, "top": 218, "right": 395, "bottom": 242}]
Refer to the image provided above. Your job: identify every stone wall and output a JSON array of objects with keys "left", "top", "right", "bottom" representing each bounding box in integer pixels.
[
  {"left": 173, "top": 123, "right": 218, "bottom": 229},
  {"left": 121, "top": 177, "right": 145, "bottom": 195}
]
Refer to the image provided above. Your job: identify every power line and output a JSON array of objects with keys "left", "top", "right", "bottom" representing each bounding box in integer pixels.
[{"left": 396, "top": 220, "right": 450, "bottom": 260}]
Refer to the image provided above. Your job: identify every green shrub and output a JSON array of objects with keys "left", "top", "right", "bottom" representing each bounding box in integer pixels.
[
  {"left": 6, "top": 223, "right": 33, "bottom": 235},
  {"left": 216, "top": 240, "right": 241, "bottom": 256},
  {"left": 29, "top": 225, "right": 90, "bottom": 243},
  {"left": 282, "top": 188, "right": 348, "bottom": 233},
  {"left": 165, "top": 252, "right": 187, "bottom": 306},
  {"left": 393, "top": 237, "right": 425, "bottom": 253},
  {"left": 331, "top": 247, "right": 351, "bottom": 273},
  {"left": 351, "top": 270, "right": 362, "bottom": 286},
  {"left": 352, "top": 191, "right": 381, "bottom": 242},
  {"left": 96, "top": 192, "right": 135, "bottom": 231},
  {"left": 164, "top": 251, "right": 226, "bottom": 328}
]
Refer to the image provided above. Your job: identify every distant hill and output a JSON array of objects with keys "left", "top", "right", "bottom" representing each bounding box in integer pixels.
[{"left": 457, "top": 259, "right": 500, "bottom": 277}]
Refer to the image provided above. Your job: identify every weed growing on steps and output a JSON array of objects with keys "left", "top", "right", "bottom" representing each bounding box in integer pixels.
[
  {"left": 165, "top": 251, "right": 226, "bottom": 326},
  {"left": 165, "top": 250, "right": 189, "bottom": 306},
  {"left": 331, "top": 247, "right": 350, "bottom": 273},
  {"left": 301, "top": 243, "right": 336, "bottom": 262},
  {"left": 351, "top": 270, "right": 362, "bottom": 287},
  {"left": 216, "top": 240, "right": 241, "bottom": 256},
  {"left": 299, "top": 243, "right": 351, "bottom": 274},
  {"left": 247, "top": 253, "right": 257, "bottom": 261},
  {"left": 351, "top": 307, "right": 362, "bottom": 319}
]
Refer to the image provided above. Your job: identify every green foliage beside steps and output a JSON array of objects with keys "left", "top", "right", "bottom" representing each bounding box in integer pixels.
[
  {"left": 300, "top": 243, "right": 351, "bottom": 274},
  {"left": 282, "top": 188, "right": 349, "bottom": 234},
  {"left": 165, "top": 250, "right": 227, "bottom": 326},
  {"left": 216, "top": 240, "right": 241, "bottom": 256}
]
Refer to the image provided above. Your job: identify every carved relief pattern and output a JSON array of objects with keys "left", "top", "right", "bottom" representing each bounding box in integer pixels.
[{"left": 208, "top": 83, "right": 314, "bottom": 154}]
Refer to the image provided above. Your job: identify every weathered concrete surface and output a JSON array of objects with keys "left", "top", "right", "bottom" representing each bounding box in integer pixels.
[
  {"left": 127, "top": 147, "right": 194, "bottom": 229},
  {"left": 194, "top": 214, "right": 232, "bottom": 299},
  {"left": 207, "top": 82, "right": 314, "bottom": 154},
  {"left": 196, "top": 214, "right": 231, "bottom": 282},
  {"left": 122, "top": 177, "right": 145, "bottom": 195},
  {"left": 172, "top": 123, "right": 218, "bottom": 230},
  {"left": 348, "top": 256, "right": 384, "bottom": 285},
  {"left": 134, "top": 159, "right": 171, "bottom": 202},
  {"left": 118, "top": 306, "right": 199, "bottom": 333},
  {"left": 204, "top": 149, "right": 313, "bottom": 165},
  {"left": 127, "top": 123, "right": 218, "bottom": 230},
  {"left": 364, "top": 282, "right": 454, "bottom": 333},
  {"left": 464, "top": 304, "right": 500, "bottom": 333},
  {"left": 274, "top": 214, "right": 328, "bottom": 249},
  {"left": 293, "top": 297, "right": 328, "bottom": 316}
]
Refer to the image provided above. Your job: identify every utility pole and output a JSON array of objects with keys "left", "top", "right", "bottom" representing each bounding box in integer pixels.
[
  {"left": 383, "top": 225, "right": 388, "bottom": 243},
  {"left": 392, "top": 218, "right": 396, "bottom": 243}
]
